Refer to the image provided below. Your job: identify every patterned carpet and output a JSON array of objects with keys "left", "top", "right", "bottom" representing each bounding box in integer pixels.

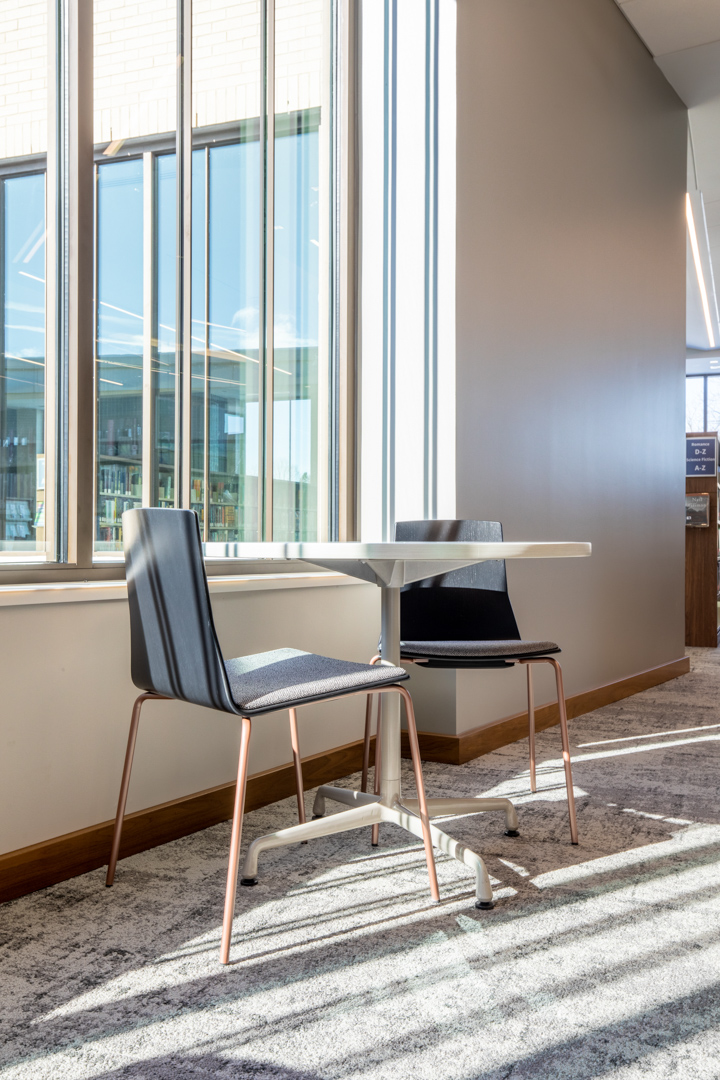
[{"left": 3, "top": 649, "right": 720, "bottom": 1079}]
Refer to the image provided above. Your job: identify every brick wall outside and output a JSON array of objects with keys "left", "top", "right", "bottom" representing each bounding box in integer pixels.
[{"left": 0, "top": 0, "right": 324, "bottom": 160}]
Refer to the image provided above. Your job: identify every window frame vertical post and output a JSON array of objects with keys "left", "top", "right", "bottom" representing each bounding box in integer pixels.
[
  {"left": 176, "top": 0, "right": 193, "bottom": 511},
  {"left": 381, "top": 0, "right": 397, "bottom": 542},
  {"left": 203, "top": 146, "right": 210, "bottom": 542},
  {"left": 47, "top": 0, "right": 94, "bottom": 567},
  {"left": 259, "top": 0, "right": 276, "bottom": 541},
  {"left": 336, "top": 0, "right": 359, "bottom": 541},
  {"left": 423, "top": 0, "right": 439, "bottom": 522},
  {"left": 142, "top": 150, "right": 156, "bottom": 508}
]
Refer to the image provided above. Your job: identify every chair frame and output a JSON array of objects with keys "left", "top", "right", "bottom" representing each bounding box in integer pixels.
[{"left": 106, "top": 681, "right": 437, "bottom": 965}]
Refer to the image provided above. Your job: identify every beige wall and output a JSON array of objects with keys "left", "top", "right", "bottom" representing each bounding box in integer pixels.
[{"left": 452, "top": 0, "right": 688, "bottom": 733}]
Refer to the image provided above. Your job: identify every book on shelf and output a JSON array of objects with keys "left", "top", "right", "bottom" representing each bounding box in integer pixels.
[{"left": 98, "top": 463, "right": 141, "bottom": 497}]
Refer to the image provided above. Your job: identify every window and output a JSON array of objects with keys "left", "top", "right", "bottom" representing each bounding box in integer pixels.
[
  {"left": 686, "top": 373, "right": 720, "bottom": 435},
  {"left": 359, "top": 0, "right": 456, "bottom": 540},
  {"left": 92, "top": 0, "right": 332, "bottom": 556},
  {"left": 0, "top": 0, "right": 347, "bottom": 576},
  {"left": 0, "top": 1, "right": 48, "bottom": 560}
]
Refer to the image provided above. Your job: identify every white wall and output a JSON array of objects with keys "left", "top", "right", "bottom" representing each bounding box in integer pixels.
[{"left": 452, "top": 0, "right": 688, "bottom": 733}]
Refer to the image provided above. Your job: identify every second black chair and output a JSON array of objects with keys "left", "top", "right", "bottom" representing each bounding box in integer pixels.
[{"left": 361, "top": 519, "right": 578, "bottom": 844}]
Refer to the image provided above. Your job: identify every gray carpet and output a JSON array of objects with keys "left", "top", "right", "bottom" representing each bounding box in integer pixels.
[{"left": 3, "top": 649, "right": 720, "bottom": 1079}]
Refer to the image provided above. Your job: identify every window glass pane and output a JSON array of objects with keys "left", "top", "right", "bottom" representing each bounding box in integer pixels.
[
  {"left": 193, "top": 0, "right": 260, "bottom": 130},
  {"left": 207, "top": 141, "right": 260, "bottom": 541},
  {"left": 706, "top": 376, "right": 720, "bottom": 435},
  {"left": 193, "top": 2, "right": 262, "bottom": 545},
  {"left": 686, "top": 376, "right": 704, "bottom": 434},
  {"left": 94, "top": 0, "right": 176, "bottom": 146},
  {"left": 273, "top": 0, "right": 326, "bottom": 541},
  {"left": 0, "top": 1, "right": 48, "bottom": 560},
  {"left": 156, "top": 153, "right": 176, "bottom": 508},
  {"left": 93, "top": 0, "right": 176, "bottom": 556},
  {"left": 95, "top": 159, "right": 143, "bottom": 551},
  {"left": 1, "top": 175, "right": 46, "bottom": 555},
  {"left": 191, "top": 148, "right": 206, "bottom": 528}
]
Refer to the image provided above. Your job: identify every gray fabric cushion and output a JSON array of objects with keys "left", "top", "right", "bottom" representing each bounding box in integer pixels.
[
  {"left": 225, "top": 648, "right": 408, "bottom": 714},
  {"left": 400, "top": 639, "right": 559, "bottom": 658}
]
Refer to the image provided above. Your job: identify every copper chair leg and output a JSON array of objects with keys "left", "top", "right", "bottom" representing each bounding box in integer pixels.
[
  {"left": 395, "top": 684, "right": 440, "bottom": 902},
  {"left": 361, "top": 655, "right": 382, "bottom": 794},
  {"left": 547, "top": 657, "right": 578, "bottom": 845},
  {"left": 371, "top": 696, "right": 382, "bottom": 846},
  {"left": 288, "top": 708, "right": 306, "bottom": 825},
  {"left": 220, "top": 716, "right": 253, "bottom": 965},
  {"left": 106, "top": 692, "right": 160, "bottom": 887},
  {"left": 526, "top": 663, "right": 537, "bottom": 792}
]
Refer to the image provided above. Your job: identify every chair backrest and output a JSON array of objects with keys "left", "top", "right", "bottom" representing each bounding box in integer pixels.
[
  {"left": 123, "top": 508, "right": 236, "bottom": 712},
  {"left": 396, "top": 519, "right": 521, "bottom": 642}
]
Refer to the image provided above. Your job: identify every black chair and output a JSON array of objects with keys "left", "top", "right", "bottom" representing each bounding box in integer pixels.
[
  {"left": 361, "top": 519, "right": 578, "bottom": 844},
  {"left": 106, "top": 508, "right": 437, "bottom": 963}
]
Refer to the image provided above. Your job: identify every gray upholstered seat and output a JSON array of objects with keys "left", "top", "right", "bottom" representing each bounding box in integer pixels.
[
  {"left": 225, "top": 648, "right": 408, "bottom": 715},
  {"left": 400, "top": 639, "right": 559, "bottom": 659}
]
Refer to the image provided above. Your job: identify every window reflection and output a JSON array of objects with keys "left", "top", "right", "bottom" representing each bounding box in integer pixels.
[
  {"left": 686, "top": 376, "right": 704, "bottom": 434},
  {"left": 1, "top": 175, "right": 46, "bottom": 553},
  {"left": 95, "top": 159, "right": 143, "bottom": 550},
  {"left": 273, "top": 117, "right": 320, "bottom": 540},
  {"left": 207, "top": 139, "right": 261, "bottom": 541},
  {"left": 706, "top": 375, "right": 720, "bottom": 435},
  {"left": 156, "top": 154, "right": 176, "bottom": 508}
]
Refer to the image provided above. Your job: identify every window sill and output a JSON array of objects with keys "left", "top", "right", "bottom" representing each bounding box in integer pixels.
[{"left": 0, "top": 571, "right": 367, "bottom": 608}]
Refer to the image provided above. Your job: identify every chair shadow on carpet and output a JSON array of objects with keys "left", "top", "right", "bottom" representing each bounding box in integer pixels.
[{"left": 87, "top": 1053, "right": 328, "bottom": 1078}]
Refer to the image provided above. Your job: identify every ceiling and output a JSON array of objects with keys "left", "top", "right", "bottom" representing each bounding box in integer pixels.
[{"left": 616, "top": 0, "right": 720, "bottom": 352}]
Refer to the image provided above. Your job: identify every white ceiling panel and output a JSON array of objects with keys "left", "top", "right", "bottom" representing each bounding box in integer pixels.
[
  {"left": 655, "top": 38, "right": 720, "bottom": 107},
  {"left": 618, "top": 0, "right": 720, "bottom": 56}
]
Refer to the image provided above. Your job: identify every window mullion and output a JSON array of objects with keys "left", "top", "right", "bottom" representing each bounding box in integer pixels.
[
  {"left": 336, "top": 0, "right": 358, "bottom": 541},
  {"left": 142, "top": 151, "right": 155, "bottom": 508},
  {"left": 47, "top": 0, "right": 94, "bottom": 567},
  {"left": 259, "top": 0, "right": 275, "bottom": 541},
  {"left": 176, "top": 0, "right": 193, "bottom": 510},
  {"left": 203, "top": 147, "right": 210, "bottom": 542}
]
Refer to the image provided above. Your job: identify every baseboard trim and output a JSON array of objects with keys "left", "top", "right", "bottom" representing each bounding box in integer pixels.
[
  {"left": 403, "top": 654, "right": 691, "bottom": 765},
  {"left": 0, "top": 655, "right": 689, "bottom": 904}
]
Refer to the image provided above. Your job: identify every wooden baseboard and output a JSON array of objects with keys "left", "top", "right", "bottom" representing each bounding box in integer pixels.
[
  {"left": 405, "top": 654, "right": 691, "bottom": 765},
  {"left": 0, "top": 655, "right": 690, "bottom": 904}
]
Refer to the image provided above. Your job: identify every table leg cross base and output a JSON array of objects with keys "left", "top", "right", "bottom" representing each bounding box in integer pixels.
[{"left": 240, "top": 788, "right": 495, "bottom": 907}]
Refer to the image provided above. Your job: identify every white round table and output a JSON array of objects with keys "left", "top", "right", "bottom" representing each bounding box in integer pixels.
[{"left": 232, "top": 540, "right": 591, "bottom": 906}]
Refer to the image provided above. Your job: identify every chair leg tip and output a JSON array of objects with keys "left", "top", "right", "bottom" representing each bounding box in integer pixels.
[
  {"left": 240, "top": 877, "right": 258, "bottom": 887},
  {"left": 475, "top": 900, "right": 495, "bottom": 910},
  {"left": 311, "top": 813, "right": 324, "bottom": 820},
  {"left": 504, "top": 829, "right": 520, "bottom": 838}
]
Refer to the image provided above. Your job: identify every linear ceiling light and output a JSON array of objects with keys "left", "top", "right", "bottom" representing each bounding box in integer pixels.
[{"left": 687, "top": 193, "right": 716, "bottom": 349}]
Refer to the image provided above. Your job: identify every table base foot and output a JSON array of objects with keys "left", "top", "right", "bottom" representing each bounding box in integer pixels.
[{"left": 403, "top": 797, "right": 519, "bottom": 834}]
